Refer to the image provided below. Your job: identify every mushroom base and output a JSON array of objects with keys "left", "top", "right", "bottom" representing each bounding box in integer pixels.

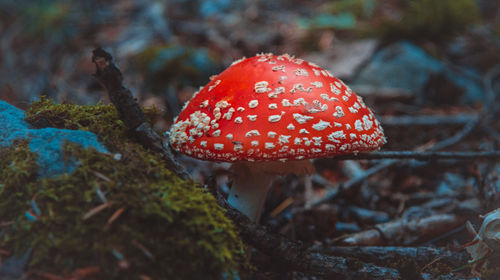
[{"left": 228, "top": 160, "right": 315, "bottom": 223}]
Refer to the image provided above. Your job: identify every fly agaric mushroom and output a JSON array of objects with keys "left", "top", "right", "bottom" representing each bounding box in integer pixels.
[{"left": 169, "top": 53, "right": 386, "bottom": 222}]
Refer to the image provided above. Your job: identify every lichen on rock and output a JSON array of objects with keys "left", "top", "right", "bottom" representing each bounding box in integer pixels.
[{"left": 0, "top": 98, "right": 247, "bottom": 279}]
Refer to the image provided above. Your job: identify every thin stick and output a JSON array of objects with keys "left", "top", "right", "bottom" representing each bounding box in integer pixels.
[
  {"left": 91, "top": 48, "right": 188, "bottom": 179},
  {"left": 328, "top": 150, "right": 500, "bottom": 161}
]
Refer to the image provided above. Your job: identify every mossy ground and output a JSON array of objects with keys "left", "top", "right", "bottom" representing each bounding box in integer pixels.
[{"left": 0, "top": 97, "right": 247, "bottom": 279}]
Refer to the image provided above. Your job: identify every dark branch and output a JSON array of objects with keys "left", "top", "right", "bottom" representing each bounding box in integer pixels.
[
  {"left": 328, "top": 150, "right": 500, "bottom": 161},
  {"left": 91, "top": 48, "right": 188, "bottom": 179}
]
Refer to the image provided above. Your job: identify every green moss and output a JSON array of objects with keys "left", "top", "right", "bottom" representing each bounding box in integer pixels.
[{"left": 2, "top": 99, "right": 248, "bottom": 279}]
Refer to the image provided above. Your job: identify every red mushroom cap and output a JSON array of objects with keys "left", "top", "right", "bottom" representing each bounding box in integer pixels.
[{"left": 169, "top": 53, "right": 386, "bottom": 162}]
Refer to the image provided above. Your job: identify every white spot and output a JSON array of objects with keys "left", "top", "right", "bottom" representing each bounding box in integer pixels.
[
  {"left": 340, "top": 144, "right": 350, "bottom": 151},
  {"left": 223, "top": 109, "right": 235, "bottom": 120},
  {"left": 348, "top": 106, "right": 358, "bottom": 113},
  {"left": 245, "top": 130, "right": 261, "bottom": 137},
  {"left": 212, "top": 130, "right": 221, "bottom": 137},
  {"left": 290, "top": 83, "right": 312, "bottom": 93},
  {"left": 226, "top": 134, "right": 233, "bottom": 140},
  {"left": 279, "top": 146, "right": 289, "bottom": 153},
  {"left": 272, "top": 65, "right": 285, "bottom": 72},
  {"left": 342, "top": 95, "right": 349, "bottom": 102},
  {"left": 330, "top": 83, "right": 341, "bottom": 95},
  {"left": 312, "top": 68, "right": 321, "bottom": 76},
  {"left": 333, "top": 106, "right": 344, "bottom": 118},
  {"left": 312, "top": 136, "right": 322, "bottom": 146},
  {"left": 295, "top": 68, "right": 309, "bottom": 76},
  {"left": 200, "top": 100, "right": 209, "bottom": 108},
  {"left": 248, "top": 100, "right": 259, "bottom": 108},
  {"left": 293, "top": 113, "right": 314, "bottom": 124},
  {"left": 345, "top": 124, "right": 352, "bottom": 130},
  {"left": 355, "top": 120, "right": 364, "bottom": 131},
  {"left": 251, "top": 140, "right": 259, "bottom": 147},
  {"left": 234, "top": 143, "right": 243, "bottom": 151},
  {"left": 200, "top": 141, "right": 207, "bottom": 147},
  {"left": 237, "top": 107, "right": 245, "bottom": 112},
  {"left": 278, "top": 135, "right": 291, "bottom": 145},
  {"left": 269, "top": 87, "right": 286, "bottom": 98},
  {"left": 234, "top": 117, "right": 243, "bottom": 124},
  {"left": 265, "top": 143, "right": 275, "bottom": 150},
  {"left": 293, "top": 98, "right": 306, "bottom": 106},
  {"left": 215, "top": 100, "right": 230, "bottom": 109},
  {"left": 268, "top": 131, "right": 277, "bottom": 138},
  {"left": 208, "top": 80, "right": 221, "bottom": 91},
  {"left": 326, "top": 144, "right": 336, "bottom": 151},
  {"left": 255, "top": 81, "right": 270, "bottom": 93},
  {"left": 268, "top": 103, "right": 278, "bottom": 109},
  {"left": 268, "top": 114, "right": 283, "bottom": 123},
  {"left": 282, "top": 99, "right": 292, "bottom": 107},
  {"left": 320, "top": 93, "right": 337, "bottom": 102},
  {"left": 294, "top": 137, "right": 302, "bottom": 145},
  {"left": 312, "top": 120, "right": 331, "bottom": 131},
  {"left": 247, "top": 115, "right": 257, "bottom": 121},
  {"left": 214, "top": 143, "right": 224, "bottom": 150},
  {"left": 299, "top": 128, "right": 309, "bottom": 134},
  {"left": 328, "top": 131, "right": 346, "bottom": 143},
  {"left": 310, "top": 81, "right": 323, "bottom": 88},
  {"left": 362, "top": 115, "right": 373, "bottom": 130},
  {"left": 350, "top": 133, "right": 357, "bottom": 139},
  {"left": 279, "top": 76, "right": 287, "bottom": 84},
  {"left": 287, "top": 123, "right": 295, "bottom": 130},
  {"left": 302, "top": 137, "right": 312, "bottom": 146},
  {"left": 334, "top": 122, "right": 342, "bottom": 127}
]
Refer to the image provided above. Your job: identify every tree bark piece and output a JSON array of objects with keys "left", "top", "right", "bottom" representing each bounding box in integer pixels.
[{"left": 339, "top": 214, "right": 466, "bottom": 246}]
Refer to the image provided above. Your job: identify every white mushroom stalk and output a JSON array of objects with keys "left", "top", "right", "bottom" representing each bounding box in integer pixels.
[{"left": 228, "top": 160, "right": 315, "bottom": 223}]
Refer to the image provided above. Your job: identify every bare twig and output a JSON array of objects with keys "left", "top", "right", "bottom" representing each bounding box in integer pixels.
[
  {"left": 91, "top": 48, "right": 188, "bottom": 179},
  {"left": 329, "top": 150, "right": 500, "bottom": 161},
  {"left": 338, "top": 214, "right": 466, "bottom": 246}
]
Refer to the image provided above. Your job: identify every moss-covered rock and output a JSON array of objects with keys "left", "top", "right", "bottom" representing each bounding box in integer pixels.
[{"left": 0, "top": 98, "right": 247, "bottom": 279}]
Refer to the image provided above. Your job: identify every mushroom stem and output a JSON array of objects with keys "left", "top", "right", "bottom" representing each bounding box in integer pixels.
[
  {"left": 228, "top": 162, "right": 275, "bottom": 223},
  {"left": 228, "top": 160, "right": 315, "bottom": 223}
]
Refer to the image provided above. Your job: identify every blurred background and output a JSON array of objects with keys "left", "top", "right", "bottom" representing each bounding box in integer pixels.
[
  {"left": 1, "top": 0, "right": 498, "bottom": 117},
  {"left": 1, "top": 2, "right": 499, "bottom": 275}
]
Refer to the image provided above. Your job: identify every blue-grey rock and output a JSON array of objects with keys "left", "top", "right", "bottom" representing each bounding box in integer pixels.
[
  {"left": 353, "top": 41, "right": 484, "bottom": 103},
  {"left": 0, "top": 100, "right": 108, "bottom": 178}
]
